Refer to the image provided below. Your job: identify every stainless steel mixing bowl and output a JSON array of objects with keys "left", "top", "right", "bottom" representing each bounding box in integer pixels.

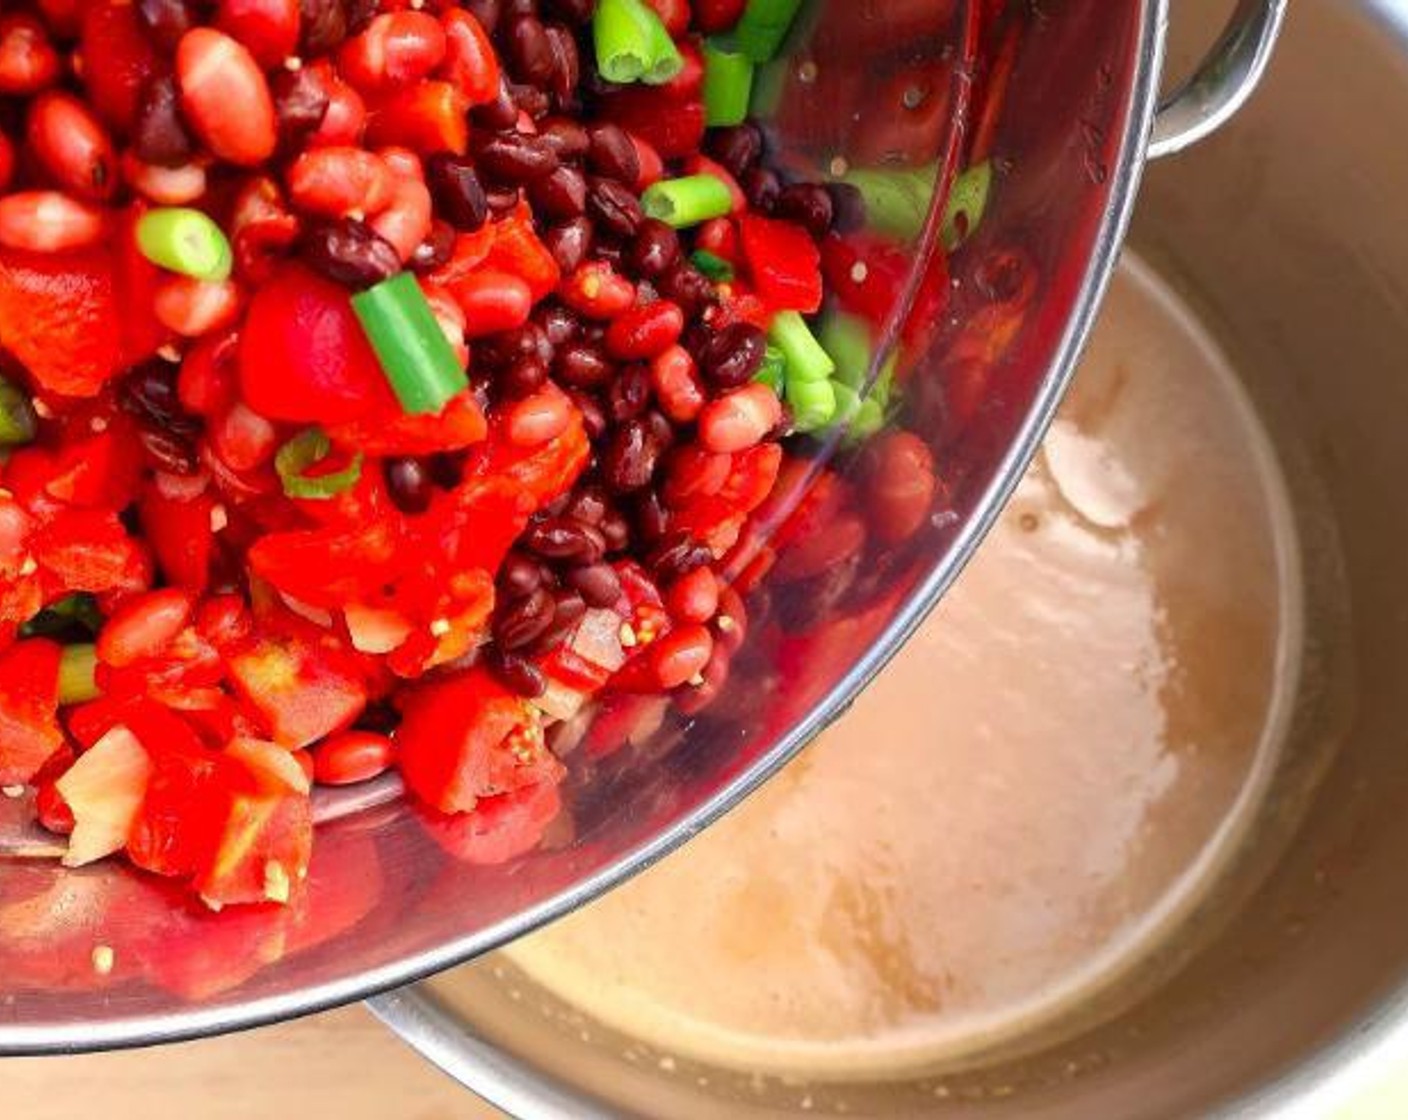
[
  {"left": 0, "top": 0, "right": 1282, "bottom": 1054},
  {"left": 371, "top": 1, "right": 1408, "bottom": 1116}
]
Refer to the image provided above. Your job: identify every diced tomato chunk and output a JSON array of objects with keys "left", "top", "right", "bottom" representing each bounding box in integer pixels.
[
  {"left": 226, "top": 629, "right": 368, "bottom": 749},
  {"left": 0, "top": 639, "right": 64, "bottom": 785}
]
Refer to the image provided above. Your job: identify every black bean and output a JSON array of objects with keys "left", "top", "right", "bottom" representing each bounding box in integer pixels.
[
  {"left": 120, "top": 360, "right": 187, "bottom": 429},
  {"left": 529, "top": 165, "right": 587, "bottom": 220},
  {"left": 135, "top": 0, "right": 196, "bottom": 51},
  {"left": 383, "top": 457, "right": 433, "bottom": 514},
  {"left": 552, "top": 588, "right": 587, "bottom": 630},
  {"left": 633, "top": 490, "right": 669, "bottom": 544},
  {"left": 474, "top": 132, "right": 560, "bottom": 184},
  {"left": 542, "top": 23, "right": 580, "bottom": 103},
  {"left": 538, "top": 117, "right": 590, "bottom": 160},
  {"left": 410, "top": 219, "right": 456, "bottom": 273},
  {"left": 504, "top": 0, "right": 540, "bottom": 18},
  {"left": 545, "top": 0, "right": 595, "bottom": 23},
  {"left": 272, "top": 66, "right": 332, "bottom": 148},
  {"left": 472, "top": 80, "right": 521, "bottom": 130},
  {"left": 486, "top": 646, "right": 548, "bottom": 698},
  {"left": 346, "top": 0, "right": 379, "bottom": 33},
  {"left": 649, "top": 532, "right": 712, "bottom": 583},
  {"left": 587, "top": 177, "right": 643, "bottom": 238},
  {"left": 535, "top": 303, "right": 580, "bottom": 346},
  {"left": 300, "top": 219, "right": 402, "bottom": 289},
  {"left": 587, "top": 123, "right": 640, "bottom": 183},
  {"left": 642, "top": 408, "right": 675, "bottom": 450},
  {"left": 500, "top": 356, "right": 549, "bottom": 397},
  {"left": 706, "top": 123, "right": 764, "bottom": 179},
  {"left": 601, "top": 418, "right": 659, "bottom": 493},
  {"left": 506, "top": 15, "right": 555, "bottom": 85},
  {"left": 299, "top": 0, "right": 349, "bottom": 54},
  {"left": 495, "top": 587, "right": 556, "bottom": 650},
  {"left": 627, "top": 218, "right": 680, "bottom": 278},
  {"left": 775, "top": 182, "right": 834, "bottom": 239},
  {"left": 425, "top": 154, "right": 489, "bottom": 230},
  {"left": 743, "top": 166, "right": 781, "bottom": 213},
  {"left": 543, "top": 217, "right": 593, "bottom": 275},
  {"left": 567, "top": 388, "right": 607, "bottom": 439},
  {"left": 509, "top": 81, "right": 552, "bottom": 119},
  {"left": 600, "top": 509, "right": 629, "bottom": 551},
  {"left": 133, "top": 75, "right": 194, "bottom": 168},
  {"left": 563, "top": 484, "right": 607, "bottom": 525},
  {"left": 607, "top": 363, "right": 651, "bottom": 421},
  {"left": 484, "top": 320, "right": 554, "bottom": 369},
  {"left": 499, "top": 551, "right": 545, "bottom": 598},
  {"left": 698, "top": 321, "right": 767, "bottom": 387},
  {"left": 427, "top": 451, "right": 466, "bottom": 490},
  {"left": 565, "top": 562, "right": 621, "bottom": 608},
  {"left": 486, "top": 187, "right": 523, "bottom": 218},
  {"left": 659, "top": 263, "right": 714, "bottom": 313},
  {"left": 464, "top": 0, "right": 503, "bottom": 33},
  {"left": 555, "top": 342, "right": 611, "bottom": 388},
  {"left": 524, "top": 517, "right": 607, "bottom": 563},
  {"left": 827, "top": 181, "right": 867, "bottom": 234},
  {"left": 138, "top": 427, "right": 201, "bottom": 476}
]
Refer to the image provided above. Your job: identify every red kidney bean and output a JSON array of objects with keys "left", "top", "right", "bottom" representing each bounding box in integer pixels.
[
  {"left": 650, "top": 623, "right": 713, "bottom": 690},
  {"left": 508, "top": 385, "right": 573, "bottom": 446},
  {"left": 587, "top": 177, "right": 643, "bottom": 237},
  {"left": 155, "top": 275, "right": 244, "bottom": 338},
  {"left": 440, "top": 8, "right": 501, "bottom": 106},
  {"left": 97, "top": 588, "right": 195, "bottom": 669},
  {"left": 698, "top": 321, "right": 767, "bottom": 387},
  {"left": 137, "top": 0, "right": 198, "bottom": 52},
  {"left": 376, "top": 146, "right": 424, "bottom": 183},
  {"left": 495, "top": 585, "right": 556, "bottom": 649},
  {"left": 339, "top": 11, "right": 447, "bottom": 93},
  {"left": 370, "top": 174, "right": 433, "bottom": 260},
  {"left": 133, "top": 74, "right": 196, "bottom": 168},
  {"left": 649, "top": 344, "right": 705, "bottom": 423},
  {"left": 698, "top": 384, "right": 782, "bottom": 453},
  {"left": 217, "top": 0, "right": 303, "bottom": 68},
  {"left": 474, "top": 130, "right": 560, "bottom": 183},
  {"left": 673, "top": 640, "right": 730, "bottom": 716},
  {"left": 288, "top": 146, "right": 396, "bottom": 218},
  {"left": 300, "top": 218, "right": 402, "bottom": 288},
  {"left": 313, "top": 731, "right": 396, "bottom": 786},
  {"left": 713, "top": 584, "right": 748, "bottom": 652},
  {"left": 0, "top": 191, "right": 106, "bottom": 252},
  {"left": 27, "top": 91, "right": 118, "bottom": 202},
  {"left": 864, "top": 430, "right": 940, "bottom": 545},
  {"left": 122, "top": 155, "right": 205, "bottom": 206},
  {"left": 543, "top": 217, "right": 593, "bottom": 275},
  {"left": 561, "top": 260, "right": 636, "bottom": 318},
  {"left": 662, "top": 445, "right": 731, "bottom": 506},
  {"left": 272, "top": 65, "right": 333, "bottom": 147},
  {"left": 524, "top": 517, "right": 607, "bottom": 564},
  {"left": 606, "top": 301, "right": 685, "bottom": 361},
  {"left": 529, "top": 165, "right": 587, "bottom": 220},
  {"left": 0, "top": 15, "right": 60, "bottom": 96},
  {"left": 178, "top": 28, "right": 278, "bottom": 166},
  {"left": 587, "top": 122, "right": 639, "bottom": 183},
  {"left": 210, "top": 400, "right": 278, "bottom": 472},
  {"left": 666, "top": 566, "right": 720, "bottom": 625},
  {"left": 484, "top": 646, "right": 548, "bottom": 698},
  {"left": 425, "top": 153, "right": 489, "bottom": 229},
  {"left": 309, "top": 69, "right": 367, "bottom": 147},
  {"left": 454, "top": 270, "right": 534, "bottom": 336}
]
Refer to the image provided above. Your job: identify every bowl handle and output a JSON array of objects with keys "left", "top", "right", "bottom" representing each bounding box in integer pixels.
[{"left": 1149, "top": 0, "right": 1288, "bottom": 158}]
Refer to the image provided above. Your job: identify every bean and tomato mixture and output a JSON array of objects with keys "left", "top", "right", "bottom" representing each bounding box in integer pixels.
[{"left": 0, "top": 0, "right": 966, "bottom": 912}]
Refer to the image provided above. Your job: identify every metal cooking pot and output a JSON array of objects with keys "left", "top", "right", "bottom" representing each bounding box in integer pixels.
[
  {"left": 371, "top": 1, "right": 1408, "bottom": 1116},
  {"left": 0, "top": 0, "right": 1283, "bottom": 1055}
]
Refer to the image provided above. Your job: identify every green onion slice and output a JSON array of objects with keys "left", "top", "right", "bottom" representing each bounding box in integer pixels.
[
  {"left": 691, "top": 249, "right": 735, "bottom": 282},
  {"left": 785, "top": 376, "right": 837, "bottom": 433},
  {"left": 594, "top": 0, "right": 684, "bottom": 85},
  {"left": 275, "top": 428, "right": 364, "bottom": 501},
  {"left": 942, "top": 161, "right": 994, "bottom": 250},
  {"left": 768, "top": 310, "right": 835, "bottom": 383},
  {"left": 20, "top": 593, "right": 103, "bottom": 640},
  {"left": 136, "top": 207, "right": 233, "bottom": 282},
  {"left": 641, "top": 175, "right": 734, "bottom": 229},
  {"left": 58, "top": 644, "right": 100, "bottom": 705},
  {"left": 703, "top": 39, "right": 755, "bottom": 127},
  {"left": 352, "top": 272, "right": 468, "bottom": 416},
  {"left": 735, "top": 0, "right": 805, "bottom": 63},
  {"left": 0, "top": 375, "right": 37, "bottom": 447},
  {"left": 754, "top": 344, "right": 786, "bottom": 394}
]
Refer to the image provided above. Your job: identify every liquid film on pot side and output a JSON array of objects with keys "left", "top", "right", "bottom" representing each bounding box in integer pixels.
[{"left": 494, "top": 257, "right": 1304, "bottom": 1079}]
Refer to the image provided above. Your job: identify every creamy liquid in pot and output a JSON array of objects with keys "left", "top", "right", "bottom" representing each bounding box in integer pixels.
[{"left": 501, "top": 257, "right": 1301, "bottom": 1079}]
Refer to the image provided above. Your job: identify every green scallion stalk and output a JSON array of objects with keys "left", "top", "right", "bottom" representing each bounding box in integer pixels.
[
  {"left": 135, "top": 207, "right": 233, "bottom": 282},
  {"left": 818, "top": 312, "right": 874, "bottom": 389},
  {"left": 703, "top": 39, "right": 755, "bottom": 127},
  {"left": 754, "top": 344, "right": 786, "bottom": 394},
  {"left": 735, "top": 0, "right": 805, "bottom": 62},
  {"left": 849, "top": 397, "right": 886, "bottom": 442},
  {"left": 0, "top": 376, "right": 37, "bottom": 446},
  {"left": 58, "top": 644, "right": 100, "bottom": 705},
  {"left": 641, "top": 174, "right": 734, "bottom": 228},
  {"left": 828, "top": 381, "right": 862, "bottom": 429},
  {"left": 768, "top": 310, "right": 834, "bottom": 383},
  {"left": 690, "top": 249, "right": 735, "bottom": 282},
  {"left": 352, "top": 272, "right": 468, "bottom": 416},
  {"left": 275, "top": 428, "right": 364, "bottom": 501},
  {"left": 20, "top": 593, "right": 103, "bottom": 640},
  {"left": 841, "top": 166, "right": 935, "bottom": 242},
  {"left": 594, "top": 0, "right": 684, "bottom": 85},
  {"left": 786, "top": 375, "right": 837, "bottom": 433},
  {"left": 942, "top": 161, "right": 994, "bottom": 250}
]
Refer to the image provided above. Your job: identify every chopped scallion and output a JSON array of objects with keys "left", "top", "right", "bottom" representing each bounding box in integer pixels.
[
  {"left": 641, "top": 175, "right": 734, "bottom": 228},
  {"left": 942, "top": 161, "right": 994, "bottom": 250},
  {"left": 735, "top": 0, "right": 805, "bottom": 63},
  {"left": 849, "top": 397, "right": 886, "bottom": 441},
  {"left": 754, "top": 344, "right": 786, "bottom": 394},
  {"left": 275, "top": 428, "right": 364, "bottom": 501},
  {"left": 785, "top": 375, "right": 837, "bottom": 433},
  {"left": 58, "top": 644, "right": 100, "bottom": 705},
  {"left": 768, "top": 310, "right": 834, "bottom": 383},
  {"left": 703, "top": 39, "right": 755, "bottom": 127},
  {"left": 691, "top": 249, "right": 735, "bottom": 282},
  {"left": 352, "top": 272, "right": 468, "bottom": 416},
  {"left": 841, "top": 166, "right": 935, "bottom": 242},
  {"left": 0, "top": 376, "right": 37, "bottom": 446},
  {"left": 136, "top": 207, "right": 233, "bottom": 282},
  {"left": 818, "top": 312, "right": 874, "bottom": 389},
  {"left": 20, "top": 594, "right": 103, "bottom": 640},
  {"left": 594, "top": 0, "right": 684, "bottom": 85}
]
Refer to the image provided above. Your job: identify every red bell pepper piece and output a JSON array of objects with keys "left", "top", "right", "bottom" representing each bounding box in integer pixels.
[
  {"left": 481, "top": 205, "right": 561, "bottom": 303},
  {"left": 326, "top": 389, "right": 487, "bottom": 457},
  {"left": 599, "top": 87, "right": 706, "bottom": 160},
  {"left": 738, "top": 214, "right": 823, "bottom": 314},
  {"left": 397, "top": 666, "right": 564, "bottom": 814},
  {"left": 139, "top": 484, "right": 216, "bottom": 594},
  {"left": 0, "top": 639, "right": 64, "bottom": 785}
]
